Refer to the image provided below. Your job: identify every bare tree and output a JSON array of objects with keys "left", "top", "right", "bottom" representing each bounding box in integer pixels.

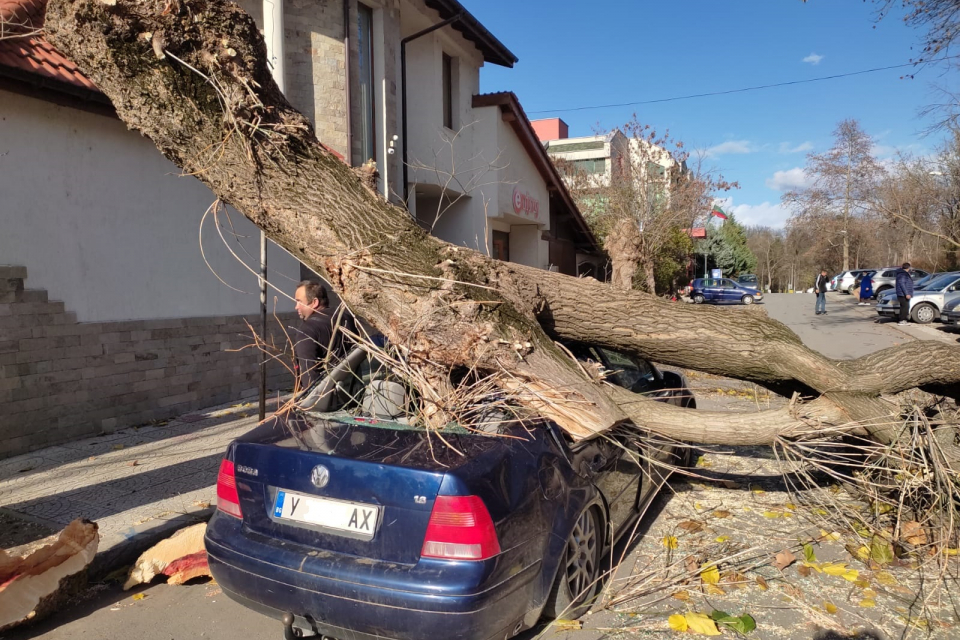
[
  {"left": 745, "top": 226, "right": 785, "bottom": 292},
  {"left": 557, "top": 119, "right": 735, "bottom": 292},
  {"left": 783, "top": 119, "right": 883, "bottom": 271}
]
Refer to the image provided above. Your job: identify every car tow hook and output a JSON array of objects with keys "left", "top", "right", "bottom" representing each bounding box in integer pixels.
[{"left": 282, "top": 612, "right": 327, "bottom": 640}]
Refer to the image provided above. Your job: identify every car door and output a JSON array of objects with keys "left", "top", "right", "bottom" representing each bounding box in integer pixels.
[
  {"left": 702, "top": 279, "right": 721, "bottom": 302},
  {"left": 720, "top": 279, "right": 739, "bottom": 303}
]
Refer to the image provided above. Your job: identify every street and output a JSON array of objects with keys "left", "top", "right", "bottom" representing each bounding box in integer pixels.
[{"left": 6, "top": 291, "right": 954, "bottom": 640}]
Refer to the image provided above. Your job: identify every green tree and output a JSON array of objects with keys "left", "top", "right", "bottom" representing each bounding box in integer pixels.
[{"left": 702, "top": 214, "right": 757, "bottom": 277}]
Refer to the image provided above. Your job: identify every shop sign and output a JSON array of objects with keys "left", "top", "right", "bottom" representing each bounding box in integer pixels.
[{"left": 512, "top": 186, "right": 540, "bottom": 220}]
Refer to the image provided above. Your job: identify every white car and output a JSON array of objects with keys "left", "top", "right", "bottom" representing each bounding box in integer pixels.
[{"left": 875, "top": 272, "right": 960, "bottom": 324}]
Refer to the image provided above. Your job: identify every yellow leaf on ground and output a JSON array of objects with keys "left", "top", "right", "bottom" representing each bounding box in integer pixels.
[
  {"left": 700, "top": 565, "right": 720, "bottom": 584},
  {"left": 668, "top": 614, "right": 689, "bottom": 632},
  {"left": 785, "top": 503, "right": 797, "bottom": 510},
  {"left": 875, "top": 571, "right": 898, "bottom": 586},
  {"left": 704, "top": 584, "right": 726, "bottom": 596},
  {"left": 684, "top": 612, "right": 722, "bottom": 636},
  {"left": 863, "top": 588, "right": 877, "bottom": 599},
  {"left": 944, "top": 548, "right": 958, "bottom": 556},
  {"left": 820, "top": 530, "right": 841, "bottom": 541},
  {"left": 553, "top": 619, "right": 582, "bottom": 631},
  {"left": 854, "top": 579, "right": 870, "bottom": 588},
  {"left": 750, "top": 485, "right": 765, "bottom": 494},
  {"left": 132, "top": 593, "right": 146, "bottom": 601},
  {"left": 763, "top": 511, "right": 783, "bottom": 519},
  {"left": 712, "top": 510, "right": 731, "bottom": 519},
  {"left": 663, "top": 536, "right": 679, "bottom": 549},
  {"left": 803, "top": 561, "right": 823, "bottom": 573},
  {"left": 715, "top": 536, "right": 730, "bottom": 543},
  {"left": 824, "top": 602, "right": 838, "bottom": 614},
  {"left": 822, "top": 562, "right": 848, "bottom": 576},
  {"left": 672, "top": 590, "right": 691, "bottom": 601},
  {"left": 840, "top": 569, "right": 860, "bottom": 582},
  {"left": 859, "top": 599, "right": 877, "bottom": 608}
]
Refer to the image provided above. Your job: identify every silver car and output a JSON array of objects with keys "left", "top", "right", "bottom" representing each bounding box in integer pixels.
[
  {"left": 943, "top": 296, "right": 960, "bottom": 327},
  {"left": 869, "top": 267, "right": 930, "bottom": 298},
  {"left": 875, "top": 272, "right": 960, "bottom": 324},
  {"left": 836, "top": 269, "right": 873, "bottom": 295}
]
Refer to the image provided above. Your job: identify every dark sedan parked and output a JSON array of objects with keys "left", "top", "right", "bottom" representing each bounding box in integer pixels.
[
  {"left": 689, "top": 278, "right": 762, "bottom": 305},
  {"left": 205, "top": 344, "right": 694, "bottom": 640}
]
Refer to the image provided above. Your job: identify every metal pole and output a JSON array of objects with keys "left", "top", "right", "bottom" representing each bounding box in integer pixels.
[{"left": 259, "top": 232, "right": 267, "bottom": 421}]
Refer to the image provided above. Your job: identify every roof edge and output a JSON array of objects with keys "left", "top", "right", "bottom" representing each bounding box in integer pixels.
[{"left": 423, "top": 0, "right": 518, "bottom": 68}]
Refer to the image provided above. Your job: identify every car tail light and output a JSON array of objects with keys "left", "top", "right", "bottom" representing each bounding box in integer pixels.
[
  {"left": 421, "top": 496, "right": 500, "bottom": 560},
  {"left": 216, "top": 459, "right": 242, "bottom": 519}
]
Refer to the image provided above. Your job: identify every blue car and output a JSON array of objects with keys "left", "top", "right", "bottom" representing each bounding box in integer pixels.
[
  {"left": 690, "top": 278, "right": 762, "bottom": 305},
  {"left": 205, "top": 343, "right": 694, "bottom": 640}
]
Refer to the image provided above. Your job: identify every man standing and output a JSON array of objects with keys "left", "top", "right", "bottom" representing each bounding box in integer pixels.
[
  {"left": 895, "top": 262, "right": 914, "bottom": 325},
  {"left": 292, "top": 280, "right": 334, "bottom": 390},
  {"left": 814, "top": 269, "right": 829, "bottom": 315}
]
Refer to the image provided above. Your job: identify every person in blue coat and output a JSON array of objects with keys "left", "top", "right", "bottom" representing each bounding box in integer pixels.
[
  {"left": 895, "top": 262, "right": 914, "bottom": 324},
  {"left": 857, "top": 272, "right": 874, "bottom": 305}
]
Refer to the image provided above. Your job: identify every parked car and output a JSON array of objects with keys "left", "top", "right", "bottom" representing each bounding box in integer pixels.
[
  {"left": 736, "top": 273, "right": 759, "bottom": 289},
  {"left": 828, "top": 275, "right": 839, "bottom": 292},
  {"left": 869, "top": 267, "right": 930, "bottom": 298},
  {"left": 942, "top": 296, "right": 960, "bottom": 327},
  {"left": 836, "top": 269, "right": 874, "bottom": 294},
  {"left": 876, "top": 272, "right": 960, "bottom": 323},
  {"left": 689, "top": 278, "right": 762, "bottom": 305},
  {"left": 205, "top": 343, "right": 695, "bottom": 640}
]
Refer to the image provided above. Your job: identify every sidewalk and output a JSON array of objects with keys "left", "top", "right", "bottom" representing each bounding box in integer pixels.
[{"left": 0, "top": 399, "right": 270, "bottom": 577}]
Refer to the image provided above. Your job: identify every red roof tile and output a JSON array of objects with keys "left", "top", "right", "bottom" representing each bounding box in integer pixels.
[{"left": 0, "top": 0, "right": 100, "bottom": 94}]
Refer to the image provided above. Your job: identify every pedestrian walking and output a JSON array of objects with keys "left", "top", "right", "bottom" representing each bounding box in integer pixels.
[
  {"left": 814, "top": 269, "right": 829, "bottom": 315},
  {"left": 858, "top": 272, "right": 874, "bottom": 305},
  {"left": 895, "top": 262, "right": 914, "bottom": 325}
]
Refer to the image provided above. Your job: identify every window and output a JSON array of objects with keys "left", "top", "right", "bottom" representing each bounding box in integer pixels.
[
  {"left": 442, "top": 53, "right": 455, "bottom": 129},
  {"left": 570, "top": 158, "right": 606, "bottom": 174},
  {"left": 356, "top": 4, "right": 376, "bottom": 165}
]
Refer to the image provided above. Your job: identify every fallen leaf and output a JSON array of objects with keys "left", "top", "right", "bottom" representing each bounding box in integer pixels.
[
  {"left": 859, "top": 599, "right": 877, "bottom": 608},
  {"left": 846, "top": 543, "right": 871, "bottom": 562},
  {"left": 720, "top": 480, "right": 741, "bottom": 489},
  {"left": 824, "top": 602, "right": 838, "bottom": 615},
  {"left": 798, "top": 564, "right": 812, "bottom": 577},
  {"left": 819, "top": 529, "right": 841, "bottom": 541},
  {"left": 679, "top": 520, "right": 705, "bottom": 533},
  {"left": 785, "top": 503, "right": 797, "bottom": 510},
  {"left": 763, "top": 511, "right": 783, "bottom": 519},
  {"left": 840, "top": 568, "right": 860, "bottom": 582},
  {"left": 802, "top": 543, "right": 817, "bottom": 564},
  {"left": 821, "top": 562, "right": 849, "bottom": 576},
  {"left": 684, "top": 612, "right": 722, "bottom": 636},
  {"left": 773, "top": 549, "right": 796, "bottom": 570},
  {"left": 125, "top": 460, "right": 139, "bottom": 467},
  {"left": 875, "top": 571, "right": 898, "bottom": 586},
  {"left": 944, "top": 548, "right": 958, "bottom": 556},
  {"left": 715, "top": 536, "right": 730, "bottom": 543},
  {"left": 668, "top": 614, "right": 689, "bottom": 632},
  {"left": 712, "top": 510, "right": 731, "bottom": 519},
  {"left": 704, "top": 584, "right": 726, "bottom": 596},
  {"left": 701, "top": 565, "right": 720, "bottom": 585},
  {"left": 685, "top": 555, "right": 699, "bottom": 573},
  {"left": 750, "top": 484, "right": 765, "bottom": 494},
  {"left": 862, "top": 588, "right": 878, "bottom": 599},
  {"left": 723, "top": 571, "right": 748, "bottom": 589},
  {"left": 663, "top": 536, "right": 679, "bottom": 550},
  {"left": 553, "top": 619, "right": 582, "bottom": 631},
  {"left": 672, "top": 590, "right": 691, "bottom": 601},
  {"left": 755, "top": 576, "right": 769, "bottom": 591},
  {"left": 132, "top": 593, "right": 146, "bottom": 601},
  {"left": 711, "top": 611, "right": 757, "bottom": 634},
  {"left": 854, "top": 579, "right": 871, "bottom": 588},
  {"left": 900, "top": 521, "right": 927, "bottom": 545},
  {"left": 870, "top": 537, "right": 895, "bottom": 565}
]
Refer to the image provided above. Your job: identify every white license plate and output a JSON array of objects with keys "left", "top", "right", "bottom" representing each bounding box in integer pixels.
[{"left": 273, "top": 490, "right": 379, "bottom": 537}]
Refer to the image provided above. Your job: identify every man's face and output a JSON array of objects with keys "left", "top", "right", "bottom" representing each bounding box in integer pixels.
[{"left": 295, "top": 286, "right": 318, "bottom": 320}]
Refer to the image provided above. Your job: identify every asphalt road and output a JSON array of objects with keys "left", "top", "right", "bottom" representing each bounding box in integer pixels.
[
  {"left": 761, "top": 290, "right": 957, "bottom": 359},
  {"left": 7, "top": 290, "right": 957, "bottom": 640}
]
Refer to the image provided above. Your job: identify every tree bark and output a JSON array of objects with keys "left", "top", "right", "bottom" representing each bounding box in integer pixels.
[
  {"left": 42, "top": 0, "right": 960, "bottom": 447},
  {"left": 603, "top": 219, "right": 641, "bottom": 291}
]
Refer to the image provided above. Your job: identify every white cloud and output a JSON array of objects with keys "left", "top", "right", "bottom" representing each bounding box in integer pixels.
[
  {"left": 778, "top": 141, "right": 814, "bottom": 154},
  {"left": 730, "top": 202, "right": 792, "bottom": 228},
  {"left": 802, "top": 53, "right": 824, "bottom": 65},
  {"left": 704, "top": 140, "right": 756, "bottom": 157},
  {"left": 765, "top": 167, "right": 811, "bottom": 192}
]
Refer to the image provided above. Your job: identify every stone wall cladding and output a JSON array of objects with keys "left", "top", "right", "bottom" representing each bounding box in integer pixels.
[{"left": 0, "top": 267, "right": 295, "bottom": 459}]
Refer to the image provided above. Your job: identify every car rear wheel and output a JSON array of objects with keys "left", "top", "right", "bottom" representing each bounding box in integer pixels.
[
  {"left": 847, "top": 285, "right": 857, "bottom": 295},
  {"left": 741, "top": 295, "right": 754, "bottom": 305},
  {"left": 912, "top": 303, "right": 937, "bottom": 325},
  {"left": 693, "top": 294, "right": 705, "bottom": 304},
  {"left": 542, "top": 507, "right": 602, "bottom": 621}
]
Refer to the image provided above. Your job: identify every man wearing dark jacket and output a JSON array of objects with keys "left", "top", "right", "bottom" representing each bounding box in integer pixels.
[
  {"left": 895, "top": 262, "right": 914, "bottom": 325},
  {"left": 292, "top": 280, "right": 335, "bottom": 389},
  {"left": 814, "top": 269, "right": 829, "bottom": 315}
]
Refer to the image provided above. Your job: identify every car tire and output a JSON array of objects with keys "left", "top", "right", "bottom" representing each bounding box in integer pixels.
[
  {"left": 847, "top": 285, "right": 856, "bottom": 295},
  {"left": 741, "top": 295, "right": 754, "bottom": 305},
  {"left": 542, "top": 507, "right": 602, "bottom": 621},
  {"left": 912, "top": 303, "right": 936, "bottom": 325},
  {"left": 692, "top": 294, "right": 705, "bottom": 304}
]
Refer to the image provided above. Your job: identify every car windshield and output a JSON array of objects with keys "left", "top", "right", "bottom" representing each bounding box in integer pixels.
[
  {"left": 920, "top": 274, "right": 960, "bottom": 291},
  {"left": 738, "top": 274, "right": 758, "bottom": 283}
]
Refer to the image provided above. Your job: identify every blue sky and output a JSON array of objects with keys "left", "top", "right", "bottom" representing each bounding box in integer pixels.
[{"left": 468, "top": 0, "right": 955, "bottom": 228}]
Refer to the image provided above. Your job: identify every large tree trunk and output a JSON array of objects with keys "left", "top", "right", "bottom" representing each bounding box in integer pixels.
[
  {"left": 43, "top": 0, "right": 960, "bottom": 448},
  {"left": 603, "top": 219, "right": 641, "bottom": 291}
]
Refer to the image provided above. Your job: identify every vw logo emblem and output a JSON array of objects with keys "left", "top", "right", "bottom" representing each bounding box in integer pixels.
[{"left": 310, "top": 465, "right": 330, "bottom": 489}]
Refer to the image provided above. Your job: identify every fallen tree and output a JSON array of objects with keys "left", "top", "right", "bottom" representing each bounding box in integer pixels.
[{"left": 37, "top": 0, "right": 960, "bottom": 452}]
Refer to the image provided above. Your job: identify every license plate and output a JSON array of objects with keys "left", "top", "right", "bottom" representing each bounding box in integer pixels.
[{"left": 273, "top": 489, "right": 379, "bottom": 538}]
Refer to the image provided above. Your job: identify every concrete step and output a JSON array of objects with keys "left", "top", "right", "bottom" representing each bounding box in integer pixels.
[
  {"left": 0, "top": 266, "right": 27, "bottom": 280},
  {"left": 16, "top": 289, "right": 48, "bottom": 303}
]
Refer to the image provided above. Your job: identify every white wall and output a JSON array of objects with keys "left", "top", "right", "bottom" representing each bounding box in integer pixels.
[{"left": 0, "top": 90, "right": 301, "bottom": 322}]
